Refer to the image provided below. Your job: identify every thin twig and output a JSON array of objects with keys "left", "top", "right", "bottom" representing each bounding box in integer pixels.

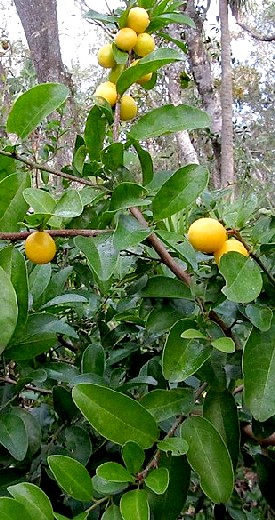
[
  {"left": 0, "top": 150, "right": 106, "bottom": 189},
  {"left": 0, "top": 229, "right": 110, "bottom": 242},
  {"left": 233, "top": 230, "right": 275, "bottom": 286}
]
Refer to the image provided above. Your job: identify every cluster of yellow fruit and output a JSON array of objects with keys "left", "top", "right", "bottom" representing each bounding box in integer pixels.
[
  {"left": 187, "top": 217, "right": 249, "bottom": 264},
  {"left": 25, "top": 231, "right": 57, "bottom": 264},
  {"left": 95, "top": 7, "right": 155, "bottom": 121}
]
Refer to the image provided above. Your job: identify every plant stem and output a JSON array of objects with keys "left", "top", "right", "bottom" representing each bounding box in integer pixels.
[{"left": 0, "top": 229, "right": 110, "bottom": 242}]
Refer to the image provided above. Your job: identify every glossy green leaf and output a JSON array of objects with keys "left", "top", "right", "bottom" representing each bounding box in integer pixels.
[
  {"left": 92, "top": 475, "right": 128, "bottom": 497},
  {"left": 114, "top": 215, "right": 151, "bottom": 250},
  {"left": 72, "top": 384, "right": 158, "bottom": 449},
  {"left": 145, "top": 467, "right": 169, "bottom": 495},
  {"left": 117, "top": 48, "right": 185, "bottom": 95},
  {"left": 102, "top": 505, "right": 122, "bottom": 520},
  {"left": 243, "top": 318, "right": 275, "bottom": 422},
  {"left": 102, "top": 143, "right": 124, "bottom": 172},
  {"left": 29, "top": 264, "right": 51, "bottom": 303},
  {"left": 0, "top": 247, "right": 28, "bottom": 337},
  {"left": 65, "top": 425, "right": 92, "bottom": 466},
  {"left": 109, "top": 183, "right": 149, "bottom": 211},
  {"left": 149, "top": 13, "right": 195, "bottom": 32},
  {"left": 23, "top": 188, "right": 56, "bottom": 215},
  {"left": 97, "top": 462, "right": 134, "bottom": 483},
  {"left": 122, "top": 441, "right": 145, "bottom": 475},
  {"left": 0, "top": 266, "right": 18, "bottom": 353},
  {"left": 10, "top": 408, "right": 41, "bottom": 457},
  {"left": 8, "top": 482, "right": 54, "bottom": 520},
  {"left": 84, "top": 9, "right": 116, "bottom": 24},
  {"left": 203, "top": 390, "right": 240, "bottom": 469},
  {"left": 219, "top": 253, "right": 263, "bottom": 304},
  {"left": 147, "top": 454, "right": 190, "bottom": 520},
  {"left": 140, "top": 276, "right": 192, "bottom": 299},
  {"left": 181, "top": 329, "right": 207, "bottom": 339},
  {"left": 140, "top": 388, "right": 194, "bottom": 422},
  {"left": 120, "top": 489, "right": 149, "bottom": 520},
  {"left": 152, "top": 164, "right": 209, "bottom": 220},
  {"left": 245, "top": 304, "right": 273, "bottom": 331},
  {"left": 48, "top": 455, "right": 93, "bottom": 501},
  {"left": 41, "top": 294, "right": 88, "bottom": 310},
  {"left": 0, "top": 497, "right": 30, "bottom": 520},
  {"left": 7, "top": 83, "right": 69, "bottom": 139},
  {"left": 0, "top": 414, "right": 27, "bottom": 461},
  {"left": 54, "top": 190, "right": 83, "bottom": 218},
  {"left": 0, "top": 172, "right": 31, "bottom": 231},
  {"left": 84, "top": 105, "right": 108, "bottom": 162},
  {"left": 0, "top": 152, "right": 16, "bottom": 181},
  {"left": 130, "top": 140, "right": 153, "bottom": 185},
  {"left": 211, "top": 337, "right": 235, "bottom": 353},
  {"left": 162, "top": 320, "right": 212, "bottom": 383},
  {"left": 157, "top": 438, "right": 189, "bottom": 457},
  {"left": 81, "top": 343, "right": 105, "bottom": 376},
  {"left": 129, "top": 104, "right": 210, "bottom": 141},
  {"left": 74, "top": 234, "right": 119, "bottom": 282},
  {"left": 53, "top": 386, "right": 79, "bottom": 422},
  {"left": 180, "top": 416, "right": 234, "bottom": 503}
]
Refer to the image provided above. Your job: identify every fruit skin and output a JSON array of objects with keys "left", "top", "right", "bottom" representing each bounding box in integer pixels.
[
  {"left": 120, "top": 95, "right": 138, "bottom": 121},
  {"left": 130, "top": 59, "right": 152, "bottom": 84},
  {"left": 134, "top": 32, "right": 155, "bottom": 57},
  {"left": 114, "top": 27, "right": 138, "bottom": 51},
  {"left": 25, "top": 231, "right": 57, "bottom": 264},
  {"left": 97, "top": 43, "right": 116, "bottom": 68},
  {"left": 187, "top": 217, "right": 227, "bottom": 253},
  {"left": 127, "top": 7, "right": 150, "bottom": 34},
  {"left": 214, "top": 239, "right": 249, "bottom": 264},
  {"left": 94, "top": 81, "right": 117, "bottom": 106}
]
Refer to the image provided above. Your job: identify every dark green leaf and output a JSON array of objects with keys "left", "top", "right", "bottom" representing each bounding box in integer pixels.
[
  {"left": 10, "top": 408, "right": 41, "bottom": 457},
  {"left": 72, "top": 384, "right": 158, "bottom": 449},
  {"left": 140, "top": 276, "right": 192, "bottom": 299},
  {"left": 81, "top": 343, "right": 105, "bottom": 376},
  {"left": 109, "top": 183, "right": 149, "bottom": 211},
  {"left": 7, "top": 83, "right": 69, "bottom": 139},
  {"left": 122, "top": 441, "right": 145, "bottom": 475},
  {"left": 145, "top": 467, "right": 169, "bottom": 494},
  {"left": 74, "top": 234, "right": 119, "bottom": 283},
  {"left": 84, "top": 105, "right": 108, "bottom": 162},
  {"left": 245, "top": 303, "right": 273, "bottom": 331},
  {"left": 180, "top": 416, "right": 234, "bottom": 503},
  {"left": 219, "top": 253, "right": 263, "bottom": 304},
  {"left": 0, "top": 414, "right": 27, "bottom": 461},
  {"left": 0, "top": 172, "right": 31, "bottom": 231},
  {"left": 114, "top": 214, "right": 151, "bottom": 250},
  {"left": 97, "top": 462, "right": 134, "bottom": 483},
  {"left": 130, "top": 140, "right": 154, "bottom": 185},
  {"left": 157, "top": 438, "right": 188, "bottom": 457},
  {"left": 48, "top": 455, "right": 93, "bottom": 501},
  {"left": 0, "top": 266, "right": 18, "bottom": 353},
  {"left": 102, "top": 505, "right": 123, "bottom": 520},
  {"left": 140, "top": 388, "right": 194, "bottom": 422}
]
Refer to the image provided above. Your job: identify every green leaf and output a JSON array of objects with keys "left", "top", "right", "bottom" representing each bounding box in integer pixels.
[
  {"left": 140, "top": 388, "right": 194, "bottom": 422},
  {"left": 23, "top": 188, "right": 56, "bottom": 215},
  {"left": 102, "top": 143, "right": 124, "bottom": 172},
  {"left": 74, "top": 234, "right": 119, "bottom": 283},
  {"left": 0, "top": 266, "right": 18, "bottom": 353},
  {"left": 129, "top": 104, "right": 210, "bottom": 141},
  {"left": 0, "top": 172, "right": 31, "bottom": 231},
  {"left": 8, "top": 482, "right": 54, "bottom": 520},
  {"left": 84, "top": 9, "right": 116, "bottom": 25},
  {"left": 92, "top": 475, "right": 128, "bottom": 497},
  {"left": 41, "top": 294, "right": 88, "bottom": 310},
  {"left": 117, "top": 48, "right": 185, "bottom": 95},
  {"left": 219, "top": 253, "right": 263, "bottom": 304},
  {"left": 97, "top": 462, "right": 134, "bottom": 483},
  {"left": 157, "top": 438, "right": 188, "bottom": 457},
  {"left": 181, "top": 329, "right": 207, "bottom": 339},
  {"left": 140, "top": 276, "right": 192, "bottom": 299},
  {"left": 147, "top": 453, "right": 190, "bottom": 520},
  {"left": 65, "top": 425, "right": 92, "bottom": 466},
  {"left": 162, "top": 320, "right": 212, "bottom": 383},
  {"left": 243, "top": 317, "right": 275, "bottom": 422},
  {"left": 203, "top": 390, "right": 240, "bottom": 469},
  {"left": 72, "top": 384, "right": 158, "bottom": 449},
  {"left": 102, "top": 505, "right": 123, "bottom": 520},
  {"left": 48, "top": 455, "right": 93, "bottom": 501},
  {"left": 149, "top": 13, "right": 195, "bottom": 32},
  {"left": 120, "top": 489, "right": 149, "bottom": 520},
  {"left": 0, "top": 247, "right": 28, "bottom": 338},
  {"left": 29, "top": 264, "right": 51, "bottom": 303},
  {"left": 211, "top": 337, "right": 235, "bottom": 353},
  {"left": 114, "top": 215, "right": 151, "bottom": 250},
  {"left": 122, "top": 441, "right": 145, "bottom": 475},
  {"left": 245, "top": 304, "right": 273, "bottom": 331},
  {"left": 53, "top": 386, "right": 79, "bottom": 422},
  {"left": 145, "top": 467, "right": 169, "bottom": 495},
  {"left": 0, "top": 497, "right": 31, "bottom": 520},
  {"left": 109, "top": 183, "right": 149, "bottom": 211},
  {"left": 84, "top": 105, "right": 108, "bottom": 162},
  {"left": 81, "top": 343, "right": 105, "bottom": 376},
  {"left": 130, "top": 141, "right": 153, "bottom": 185},
  {"left": 54, "top": 190, "right": 83, "bottom": 218},
  {"left": 152, "top": 164, "right": 209, "bottom": 220},
  {"left": 180, "top": 416, "right": 234, "bottom": 503},
  {"left": 7, "top": 83, "right": 69, "bottom": 139},
  {"left": 0, "top": 414, "right": 28, "bottom": 461},
  {"left": 10, "top": 408, "right": 41, "bottom": 457}
]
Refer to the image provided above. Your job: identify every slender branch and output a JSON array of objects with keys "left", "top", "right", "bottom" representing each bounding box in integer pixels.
[
  {"left": 233, "top": 230, "right": 275, "bottom": 286},
  {"left": 234, "top": 14, "right": 275, "bottom": 42},
  {"left": 86, "top": 496, "right": 109, "bottom": 512},
  {"left": 113, "top": 96, "right": 121, "bottom": 143},
  {"left": 242, "top": 424, "right": 275, "bottom": 447},
  {"left": 0, "top": 229, "right": 110, "bottom": 242},
  {"left": 0, "top": 150, "right": 106, "bottom": 190}
]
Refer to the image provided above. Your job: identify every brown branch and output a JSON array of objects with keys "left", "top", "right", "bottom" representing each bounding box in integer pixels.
[
  {"left": 242, "top": 424, "right": 275, "bottom": 447},
  {"left": 0, "top": 150, "right": 106, "bottom": 189},
  {"left": 0, "top": 376, "right": 52, "bottom": 395},
  {"left": 234, "top": 15, "right": 275, "bottom": 42},
  {"left": 233, "top": 230, "right": 275, "bottom": 286},
  {"left": 0, "top": 229, "right": 110, "bottom": 242}
]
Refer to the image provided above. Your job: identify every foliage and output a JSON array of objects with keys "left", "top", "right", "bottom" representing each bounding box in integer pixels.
[{"left": 0, "top": 1, "right": 274, "bottom": 520}]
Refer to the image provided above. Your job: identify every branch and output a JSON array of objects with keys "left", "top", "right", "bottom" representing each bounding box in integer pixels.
[
  {"left": 233, "top": 230, "right": 275, "bottom": 287},
  {"left": 0, "top": 229, "right": 110, "bottom": 242},
  {"left": 0, "top": 150, "right": 106, "bottom": 190},
  {"left": 242, "top": 424, "right": 275, "bottom": 447},
  {"left": 234, "top": 14, "right": 275, "bottom": 42}
]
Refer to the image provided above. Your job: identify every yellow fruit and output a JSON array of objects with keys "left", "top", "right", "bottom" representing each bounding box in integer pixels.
[
  {"left": 25, "top": 231, "right": 57, "bottom": 264},
  {"left": 108, "top": 64, "right": 125, "bottom": 84},
  {"left": 134, "top": 32, "right": 155, "bottom": 57},
  {"left": 214, "top": 239, "right": 249, "bottom": 264},
  {"left": 120, "top": 95, "right": 138, "bottom": 121},
  {"left": 127, "top": 7, "right": 150, "bottom": 33},
  {"left": 97, "top": 43, "right": 116, "bottom": 68},
  {"left": 94, "top": 81, "right": 117, "bottom": 106},
  {"left": 114, "top": 27, "right": 138, "bottom": 51},
  {"left": 130, "top": 59, "right": 152, "bottom": 84},
  {"left": 187, "top": 217, "right": 227, "bottom": 253}
]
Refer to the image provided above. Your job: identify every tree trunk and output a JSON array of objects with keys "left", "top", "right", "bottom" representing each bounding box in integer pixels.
[{"left": 219, "top": 0, "right": 235, "bottom": 188}]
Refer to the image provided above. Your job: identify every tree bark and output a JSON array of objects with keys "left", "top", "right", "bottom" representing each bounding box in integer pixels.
[{"left": 219, "top": 0, "right": 235, "bottom": 188}]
